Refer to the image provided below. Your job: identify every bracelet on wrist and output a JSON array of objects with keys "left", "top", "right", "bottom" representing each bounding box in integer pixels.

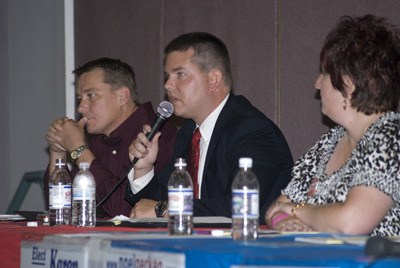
[{"left": 291, "top": 202, "right": 305, "bottom": 218}]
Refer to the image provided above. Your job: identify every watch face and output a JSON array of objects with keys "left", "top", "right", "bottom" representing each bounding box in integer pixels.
[
  {"left": 155, "top": 201, "right": 167, "bottom": 217},
  {"left": 71, "top": 145, "right": 88, "bottom": 160},
  {"left": 71, "top": 151, "right": 79, "bottom": 159}
]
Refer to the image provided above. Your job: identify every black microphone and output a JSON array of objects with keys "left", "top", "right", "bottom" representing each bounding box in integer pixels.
[
  {"left": 131, "top": 101, "right": 174, "bottom": 165},
  {"left": 365, "top": 236, "right": 400, "bottom": 259},
  {"left": 96, "top": 101, "right": 174, "bottom": 209}
]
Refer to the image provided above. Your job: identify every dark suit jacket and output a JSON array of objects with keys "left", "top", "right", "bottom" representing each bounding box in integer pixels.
[{"left": 126, "top": 94, "right": 293, "bottom": 223}]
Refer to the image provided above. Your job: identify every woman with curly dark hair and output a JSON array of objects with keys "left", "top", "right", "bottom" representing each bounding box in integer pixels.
[{"left": 266, "top": 14, "right": 400, "bottom": 236}]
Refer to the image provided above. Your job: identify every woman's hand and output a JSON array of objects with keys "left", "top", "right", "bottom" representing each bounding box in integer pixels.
[
  {"left": 273, "top": 216, "right": 314, "bottom": 232},
  {"left": 265, "top": 196, "right": 313, "bottom": 232},
  {"left": 265, "top": 199, "right": 295, "bottom": 222}
]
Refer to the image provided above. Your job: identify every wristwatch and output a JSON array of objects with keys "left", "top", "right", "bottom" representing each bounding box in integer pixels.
[
  {"left": 70, "top": 145, "right": 89, "bottom": 161},
  {"left": 155, "top": 201, "right": 168, "bottom": 218}
]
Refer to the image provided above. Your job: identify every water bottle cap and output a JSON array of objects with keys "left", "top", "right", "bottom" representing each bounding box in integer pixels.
[
  {"left": 174, "top": 158, "right": 187, "bottom": 167},
  {"left": 55, "top": 159, "right": 66, "bottom": 166},
  {"left": 239, "top": 157, "right": 253, "bottom": 168},
  {"left": 79, "top": 162, "right": 90, "bottom": 169}
]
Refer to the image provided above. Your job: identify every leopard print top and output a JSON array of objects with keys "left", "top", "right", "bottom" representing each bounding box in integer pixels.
[{"left": 282, "top": 112, "right": 400, "bottom": 236}]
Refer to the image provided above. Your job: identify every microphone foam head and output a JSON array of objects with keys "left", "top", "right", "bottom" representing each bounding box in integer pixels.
[{"left": 158, "top": 101, "right": 174, "bottom": 118}]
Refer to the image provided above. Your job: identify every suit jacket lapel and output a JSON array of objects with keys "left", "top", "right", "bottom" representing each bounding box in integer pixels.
[{"left": 202, "top": 94, "right": 236, "bottom": 195}]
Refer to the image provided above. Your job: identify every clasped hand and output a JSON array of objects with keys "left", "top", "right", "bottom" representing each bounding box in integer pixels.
[{"left": 45, "top": 116, "right": 87, "bottom": 153}]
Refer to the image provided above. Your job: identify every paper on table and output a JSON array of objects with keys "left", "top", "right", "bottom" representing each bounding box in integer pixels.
[
  {"left": 0, "top": 214, "right": 25, "bottom": 221},
  {"left": 295, "top": 236, "right": 346, "bottom": 245},
  {"left": 194, "top": 216, "right": 231, "bottom": 224},
  {"left": 295, "top": 235, "right": 369, "bottom": 245},
  {"left": 110, "top": 215, "right": 232, "bottom": 224}
]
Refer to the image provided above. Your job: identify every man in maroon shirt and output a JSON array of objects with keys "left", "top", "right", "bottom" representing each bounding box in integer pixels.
[{"left": 44, "top": 57, "right": 177, "bottom": 217}]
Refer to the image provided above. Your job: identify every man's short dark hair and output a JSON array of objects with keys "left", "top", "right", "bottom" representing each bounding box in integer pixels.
[
  {"left": 73, "top": 57, "right": 139, "bottom": 104},
  {"left": 164, "top": 32, "right": 233, "bottom": 89}
]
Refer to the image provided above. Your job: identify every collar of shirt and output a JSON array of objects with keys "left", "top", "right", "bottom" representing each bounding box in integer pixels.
[
  {"left": 197, "top": 94, "right": 229, "bottom": 140},
  {"left": 100, "top": 102, "right": 154, "bottom": 147}
]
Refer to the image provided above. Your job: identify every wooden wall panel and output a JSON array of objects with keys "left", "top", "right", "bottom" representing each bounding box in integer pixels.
[
  {"left": 75, "top": 1, "right": 164, "bottom": 103},
  {"left": 279, "top": 0, "right": 400, "bottom": 159},
  {"left": 75, "top": 0, "right": 400, "bottom": 160}
]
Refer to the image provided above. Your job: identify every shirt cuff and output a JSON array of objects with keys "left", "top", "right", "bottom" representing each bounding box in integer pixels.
[{"left": 128, "top": 167, "right": 154, "bottom": 194}]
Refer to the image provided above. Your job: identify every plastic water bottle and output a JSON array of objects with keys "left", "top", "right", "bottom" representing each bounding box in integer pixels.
[
  {"left": 49, "top": 159, "right": 71, "bottom": 225},
  {"left": 72, "top": 162, "right": 96, "bottom": 227},
  {"left": 232, "top": 157, "right": 259, "bottom": 240},
  {"left": 168, "top": 158, "right": 193, "bottom": 235}
]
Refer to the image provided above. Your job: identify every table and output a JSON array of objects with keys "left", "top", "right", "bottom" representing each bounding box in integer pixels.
[
  {"left": 1, "top": 221, "right": 400, "bottom": 268},
  {"left": 108, "top": 234, "right": 400, "bottom": 267}
]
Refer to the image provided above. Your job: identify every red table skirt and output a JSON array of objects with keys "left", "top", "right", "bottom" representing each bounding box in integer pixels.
[{"left": 0, "top": 221, "right": 161, "bottom": 268}]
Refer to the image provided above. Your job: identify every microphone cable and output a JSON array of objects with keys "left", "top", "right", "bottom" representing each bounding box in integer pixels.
[{"left": 96, "top": 101, "right": 174, "bottom": 209}]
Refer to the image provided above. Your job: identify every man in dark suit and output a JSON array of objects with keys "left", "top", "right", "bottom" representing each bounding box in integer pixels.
[{"left": 126, "top": 32, "right": 293, "bottom": 223}]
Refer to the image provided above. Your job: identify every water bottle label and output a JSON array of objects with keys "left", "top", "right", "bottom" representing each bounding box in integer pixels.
[
  {"left": 49, "top": 185, "right": 72, "bottom": 208},
  {"left": 168, "top": 188, "right": 193, "bottom": 215},
  {"left": 63, "top": 185, "right": 72, "bottom": 207},
  {"left": 72, "top": 187, "right": 95, "bottom": 201},
  {"left": 232, "top": 189, "right": 259, "bottom": 219}
]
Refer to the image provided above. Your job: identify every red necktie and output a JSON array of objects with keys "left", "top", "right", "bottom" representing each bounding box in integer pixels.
[{"left": 188, "top": 128, "right": 201, "bottom": 199}]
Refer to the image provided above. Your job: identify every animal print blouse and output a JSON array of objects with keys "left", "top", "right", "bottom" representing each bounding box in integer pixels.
[{"left": 282, "top": 112, "right": 400, "bottom": 236}]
